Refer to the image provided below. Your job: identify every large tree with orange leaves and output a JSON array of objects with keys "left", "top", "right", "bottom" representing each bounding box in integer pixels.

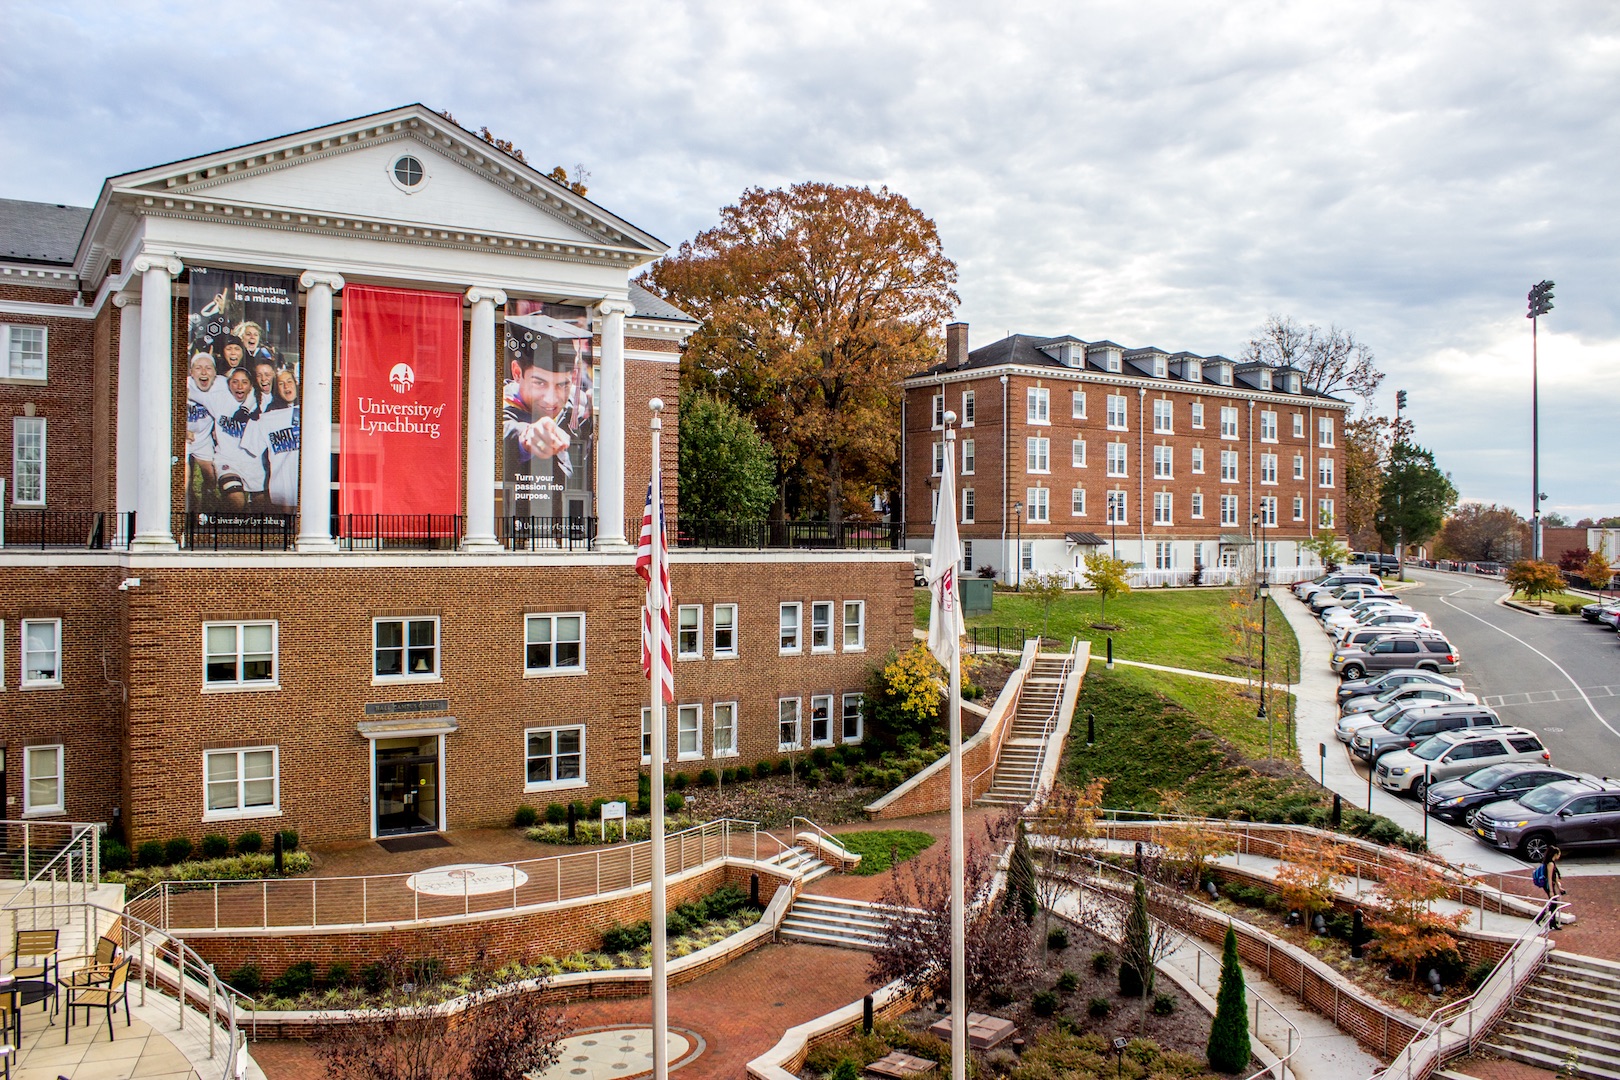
[{"left": 638, "top": 183, "right": 958, "bottom": 521}]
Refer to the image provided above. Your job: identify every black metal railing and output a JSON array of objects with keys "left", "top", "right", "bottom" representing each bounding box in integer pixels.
[
  {"left": 333, "top": 514, "right": 463, "bottom": 551},
  {"left": 633, "top": 518, "right": 905, "bottom": 551},
  {"left": 0, "top": 510, "right": 134, "bottom": 550},
  {"left": 501, "top": 516, "right": 597, "bottom": 551},
  {"left": 176, "top": 512, "right": 296, "bottom": 551}
]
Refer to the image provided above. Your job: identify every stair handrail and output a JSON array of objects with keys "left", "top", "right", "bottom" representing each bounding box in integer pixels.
[
  {"left": 977, "top": 649, "right": 1074, "bottom": 803},
  {"left": 1, "top": 820, "right": 102, "bottom": 934},
  {"left": 789, "top": 816, "right": 845, "bottom": 852},
  {"left": 965, "top": 643, "right": 1040, "bottom": 799}
]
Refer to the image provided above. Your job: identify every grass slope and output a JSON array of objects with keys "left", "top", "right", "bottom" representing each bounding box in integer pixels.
[{"left": 831, "top": 829, "right": 936, "bottom": 875}]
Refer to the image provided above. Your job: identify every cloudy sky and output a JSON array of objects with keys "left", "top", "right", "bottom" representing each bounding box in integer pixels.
[{"left": 5, "top": 1, "right": 1616, "bottom": 518}]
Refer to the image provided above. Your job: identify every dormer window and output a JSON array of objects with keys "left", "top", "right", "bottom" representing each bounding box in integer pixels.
[
  {"left": 1258, "top": 369, "right": 1272, "bottom": 390},
  {"left": 1185, "top": 361, "right": 1202, "bottom": 383},
  {"left": 1219, "top": 367, "right": 1233, "bottom": 386},
  {"left": 1106, "top": 353, "right": 1121, "bottom": 373},
  {"left": 1153, "top": 357, "right": 1166, "bottom": 378}
]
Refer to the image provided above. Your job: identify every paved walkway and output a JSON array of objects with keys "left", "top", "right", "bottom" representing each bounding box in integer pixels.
[{"left": 1111, "top": 657, "right": 1292, "bottom": 687}]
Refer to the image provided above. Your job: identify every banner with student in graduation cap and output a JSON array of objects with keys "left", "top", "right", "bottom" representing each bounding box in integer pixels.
[{"left": 501, "top": 301, "right": 594, "bottom": 524}]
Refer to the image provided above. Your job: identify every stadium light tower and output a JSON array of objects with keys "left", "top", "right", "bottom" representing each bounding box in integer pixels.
[{"left": 1528, "top": 280, "right": 1555, "bottom": 560}]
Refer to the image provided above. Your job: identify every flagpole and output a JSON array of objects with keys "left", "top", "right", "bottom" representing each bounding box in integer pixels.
[
  {"left": 648, "top": 399, "right": 670, "bottom": 1080},
  {"left": 944, "top": 415, "right": 966, "bottom": 1080}
]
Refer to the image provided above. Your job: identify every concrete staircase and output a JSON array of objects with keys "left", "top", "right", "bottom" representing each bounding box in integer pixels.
[
  {"left": 1486, "top": 951, "right": 1620, "bottom": 1079},
  {"left": 765, "top": 845, "right": 834, "bottom": 886},
  {"left": 980, "top": 655, "right": 1071, "bottom": 807},
  {"left": 780, "top": 893, "right": 909, "bottom": 950}
]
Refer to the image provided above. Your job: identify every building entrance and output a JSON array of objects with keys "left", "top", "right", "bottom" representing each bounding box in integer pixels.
[{"left": 374, "top": 736, "right": 440, "bottom": 836}]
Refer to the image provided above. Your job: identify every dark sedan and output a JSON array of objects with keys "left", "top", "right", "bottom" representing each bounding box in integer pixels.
[{"left": 1424, "top": 763, "right": 1580, "bottom": 826}]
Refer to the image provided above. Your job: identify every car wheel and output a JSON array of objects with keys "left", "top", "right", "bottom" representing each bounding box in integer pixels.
[
  {"left": 1416, "top": 663, "right": 1439, "bottom": 673},
  {"left": 1342, "top": 664, "right": 1365, "bottom": 680},
  {"left": 1412, "top": 779, "right": 1428, "bottom": 801},
  {"left": 1520, "top": 834, "right": 1554, "bottom": 864},
  {"left": 1464, "top": 807, "right": 1481, "bottom": 828}
]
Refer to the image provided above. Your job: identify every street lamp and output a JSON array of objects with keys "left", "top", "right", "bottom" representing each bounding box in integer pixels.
[
  {"left": 1013, "top": 501, "right": 1023, "bottom": 591},
  {"left": 1528, "top": 280, "right": 1555, "bottom": 561},
  {"left": 1253, "top": 513, "right": 1270, "bottom": 758}
]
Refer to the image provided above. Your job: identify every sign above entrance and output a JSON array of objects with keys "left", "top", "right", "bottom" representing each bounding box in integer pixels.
[{"left": 363, "top": 699, "right": 450, "bottom": 716}]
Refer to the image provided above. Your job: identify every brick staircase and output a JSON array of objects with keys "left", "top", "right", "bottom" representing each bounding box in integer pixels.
[
  {"left": 979, "top": 655, "right": 1072, "bottom": 807},
  {"left": 1485, "top": 951, "right": 1620, "bottom": 1079},
  {"left": 779, "top": 893, "right": 916, "bottom": 950},
  {"left": 764, "top": 845, "right": 834, "bottom": 886}
]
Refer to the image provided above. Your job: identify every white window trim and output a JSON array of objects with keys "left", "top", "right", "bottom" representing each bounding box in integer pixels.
[
  {"left": 22, "top": 744, "right": 63, "bottom": 817},
  {"left": 1106, "top": 442, "right": 1129, "bottom": 478},
  {"left": 372, "top": 616, "right": 442, "bottom": 685},
  {"left": 809, "top": 694, "right": 835, "bottom": 748},
  {"left": 1106, "top": 395, "right": 1129, "bottom": 431},
  {"left": 1293, "top": 496, "right": 1306, "bottom": 522},
  {"left": 525, "top": 724, "right": 588, "bottom": 792},
  {"left": 12, "top": 416, "right": 45, "bottom": 507},
  {"left": 932, "top": 441, "right": 944, "bottom": 477},
  {"left": 1026, "top": 487, "right": 1050, "bottom": 523},
  {"left": 202, "top": 745, "right": 282, "bottom": 821},
  {"left": 1026, "top": 436, "right": 1050, "bottom": 474},
  {"left": 1260, "top": 410, "right": 1279, "bottom": 443},
  {"left": 1319, "top": 417, "right": 1335, "bottom": 447},
  {"left": 841, "top": 692, "right": 864, "bottom": 743},
  {"left": 1026, "top": 387, "right": 1050, "bottom": 425},
  {"left": 1071, "top": 390, "right": 1087, "bottom": 419},
  {"left": 1260, "top": 453, "right": 1278, "bottom": 486},
  {"left": 20, "top": 618, "right": 61, "bottom": 689},
  {"left": 1191, "top": 448, "right": 1204, "bottom": 474},
  {"left": 1071, "top": 487, "right": 1086, "bottom": 517},
  {"left": 201, "top": 620, "right": 280, "bottom": 693},
  {"left": 1220, "top": 407, "right": 1240, "bottom": 440},
  {"left": 778, "top": 697, "right": 802, "bottom": 751},
  {"left": 779, "top": 602, "right": 802, "bottom": 655},
  {"left": 842, "top": 600, "right": 866, "bottom": 652},
  {"left": 1293, "top": 413, "right": 1305, "bottom": 438},
  {"left": 640, "top": 706, "right": 667, "bottom": 766},
  {"left": 931, "top": 394, "right": 944, "bottom": 430},
  {"left": 0, "top": 324, "right": 48, "bottom": 384},
  {"left": 712, "top": 604, "right": 738, "bottom": 660},
  {"left": 0, "top": 618, "right": 5, "bottom": 690},
  {"left": 676, "top": 703, "right": 704, "bottom": 761},
  {"left": 1071, "top": 439, "right": 1086, "bottom": 468},
  {"left": 1191, "top": 401, "right": 1205, "bottom": 428},
  {"left": 961, "top": 439, "right": 975, "bottom": 475},
  {"left": 676, "top": 604, "right": 703, "bottom": 661},
  {"left": 961, "top": 487, "right": 975, "bottom": 524},
  {"left": 1153, "top": 492, "right": 1173, "bottom": 526},
  {"left": 1153, "top": 445, "right": 1173, "bottom": 480},
  {"left": 524, "top": 612, "right": 587, "bottom": 676},
  {"left": 810, "top": 601, "right": 835, "bottom": 653},
  {"left": 1152, "top": 400, "right": 1173, "bottom": 434},
  {"left": 1191, "top": 493, "right": 1204, "bottom": 519},
  {"left": 961, "top": 390, "right": 975, "bottom": 427},
  {"left": 711, "top": 701, "right": 740, "bottom": 758}
]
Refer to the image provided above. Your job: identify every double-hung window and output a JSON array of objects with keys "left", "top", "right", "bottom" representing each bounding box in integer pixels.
[
  {"left": 1190, "top": 492, "right": 1204, "bottom": 519},
  {"left": 1105, "top": 442, "right": 1128, "bottom": 478},
  {"left": 1220, "top": 406, "right": 1239, "bottom": 439},
  {"left": 526, "top": 726, "right": 584, "bottom": 788},
  {"left": 961, "top": 439, "right": 975, "bottom": 474},
  {"left": 932, "top": 441, "right": 944, "bottom": 476},
  {"left": 961, "top": 390, "right": 975, "bottom": 426},
  {"left": 1105, "top": 394, "right": 1128, "bottom": 430},
  {"left": 1191, "top": 447, "right": 1205, "bottom": 474},
  {"left": 1318, "top": 416, "right": 1335, "bottom": 447},
  {"left": 1293, "top": 454, "right": 1305, "bottom": 481},
  {"left": 1293, "top": 495, "right": 1305, "bottom": 521},
  {"left": 931, "top": 395, "right": 944, "bottom": 428},
  {"left": 1220, "top": 494, "right": 1239, "bottom": 527},
  {"left": 1, "top": 325, "right": 46, "bottom": 381},
  {"left": 23, "top": 745, "right": 63, "bottom": 816},
  {"left": 1106, "top": 491, "right": 1127, "bottom": 525},
  {"left": 1292, "top": 413, "right": 1305, "bottom": 438},
  {"left": 1071, "top": 487, "right": 1086, "bottom": 516},
  {"left": 778, "top": 698, "right": 802, "bottom": 750},
  {"left": 713, "top": 604, "right": 737, "bottom": 658},
  {"left": 525, "top": 613, "right": 584, "bottom": 674},
  {"left": 374, "top": 617, "right": 438, "bottom": 680},
  {"left": 677, "top": 605, "right": 702, "bottom": 659},
  {"left": 677, "top": 704, "right": 702, "bottom": 759},
  {"left": 1153, "top": 491, "right": 1173, "bottom": 525},
  {"left": 810, "top": 695, "right": 833, "bottom": 746},
  {"left": 1154, "top": 541, "right": 1174, "bottom": 570},
  {"left": 961, "top": 487, "right": 975, "bottom": 523},
  {"left": 1026, "top": 437, "right": 1049, "bottom": 473},
  {"left": 1071, "top": 390, "right": 1087, "bottom": 419},
  {"left": 1190, "top": 401, "right": 1205, "bottom": 428},
  {"left": 1026, "top": 387, "right": 1049, "bottom": 424},
  {"left": 1260, "top": 410, "right": 1278, "bottom": 442},
  {"left": 1152, "top": 445, "right": 1173, "bottom": 479},
  {"left": 204, "top": 746, "right": 278, "bottom": 818},
  {"left": 1071, "top": 438, "right": 1086, "bottom": 468},
  {"left": 21, "top": 619, "right": 61, "bottom": 687},
  {"left": 1319, "top": 499, "right": 1336, "bottom": 528},
  {"left": 841, "top": 693, "right": 864, "bottom": 742},
  {"left": 1152, "top": 399, "right": 1173, "bottom": 433},
  {"left": 1026, "top": 487, "right": 1049, "bottom": 523},
  {"left": 1220, "top": 450, "right": 1239, "bottom": 482},
  {"left": 810, "top": 601, "right": 834, "bottom": 652},
  {"left": 11, "top": 417, "right": 45, "bottom": 506},
  {"left": 712, "top": 702, "right": 738, "bottom": 757},
  {"left": 779, "top": 603, "right": 802, "bottom": 653},
  {"left": 1319, "top": 458, "right": 1335, "bottom": 487},
  {"left": 204, "top": 621, "right": 277, "bottom": 689},
  {"left": 1260, "top": 497, "right": 1278, "bottom": 527},
  {"left": 641, "top": 707, "right": 658, "bottom": 765},
  {"left": 843, "top": 601, "right": 865, "bottom": 651},
  {"left": 1260, "top": 453, "right": 1278, "bottom": 485}
]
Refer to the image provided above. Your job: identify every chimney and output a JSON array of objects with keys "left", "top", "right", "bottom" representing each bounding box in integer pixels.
[{"left": 946, "top": 322, "right": 969, "bottom": 368}]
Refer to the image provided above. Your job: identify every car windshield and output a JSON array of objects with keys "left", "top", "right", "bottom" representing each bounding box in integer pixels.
[
  {"left": 1462, "top": 764, "right": 1522, "bottom": 790},
  {"left": 1386, "top": 711, "right": 1426, "bottom": 734},
  {"left": 1376, "top": 685, "right": 1411, "bottom": 703},
  {"left": 1520, "top": 784, "right": 1578, "bottom": 814},
  {"left": 1411, "top": 737, "right": 1449, "bottom": 761},
  {"left": 1371, "top": 701, "right": 1409, "bottom": 725}
]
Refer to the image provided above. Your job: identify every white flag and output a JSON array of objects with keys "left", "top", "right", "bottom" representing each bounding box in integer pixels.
[{"left": 927, "top": 434, "right": 965, "bottom": 667}]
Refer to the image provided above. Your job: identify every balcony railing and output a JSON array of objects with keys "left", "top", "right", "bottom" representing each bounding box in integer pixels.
[
  {"left": 647, "top": 518, "right": 906, "bottom": 550},
  {"left": 176, "top": 512, "right": 296, "bottom": 551},
  {"left": 501, "top": 515, "right": 597, "bottom": 551},
  {"left": 0, "top": 510, "right": 134, "bottom": 550},
  {"left": 334, "top": 514, "right": 463, "bottom": 551}
]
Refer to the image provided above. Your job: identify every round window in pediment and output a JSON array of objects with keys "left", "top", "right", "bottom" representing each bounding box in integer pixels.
[{"left": 391, "top": 154, "right": 426, "bottom": 191}]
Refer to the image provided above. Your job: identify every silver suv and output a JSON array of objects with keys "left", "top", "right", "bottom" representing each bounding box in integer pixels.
[
  {"left": 1474, "top": 776, "right": 1620, "bottom": 862},
  {"left": 1333, "top": 634, "right": 1460, "bottom": 679},
  {"left": 1374, "top": 727, "right": 1551, "bottom": 799},
  {"left": 1351, "top": 703, "right": 1501, "bottom": 764}
]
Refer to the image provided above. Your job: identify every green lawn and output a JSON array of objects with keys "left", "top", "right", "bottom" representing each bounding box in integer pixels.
[
  {"left": 915, "top": 585, "right": 1301, "bottom": 680},
  {"left": 830, "top": 829, "right": 936, "bottom": 875}
]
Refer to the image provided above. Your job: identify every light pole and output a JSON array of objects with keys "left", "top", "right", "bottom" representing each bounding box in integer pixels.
[
  {"left": 1394, "top": 390, "right": 1406, "bottom": 578},
  {"left": 1528, "top": 280, "right": 1555, "bottom": 561},
  {"left": 1013, "top": 501, "right": 1023, "bottom": 591}
]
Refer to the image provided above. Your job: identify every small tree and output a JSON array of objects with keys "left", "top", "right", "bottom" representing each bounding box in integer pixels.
[
  {"left": 1005, "top": 820, "right": 1038, "bottom": 924},
  {"left": 1505, "top": 560, "right": 1566, "bottom": 603},
  {"left": 1118, "top": 875, "right": 1153, "bottom": 998},
  {"left": 1207, "top": 924, "right": 1251, "bottom": 1073},
  {"left": 1366, "top": 861, "right": 1472, "bottom": 981},
  {"left": 1585, "top": 540, "right": 1613, "bottom": 593},
  {"left": 1082, "top": 553, "right": 1132, "bottom": 628},
  {"left": 1031, "top": 779, "right": 1109, "bottom": 956},
  {"left": 1155, "top": 790, "right": 1235, "bottom": 889},
  {"left": 1273, "top": 838, "right": 1353, "bottom": 923},
  {"left": 1024, "top": 570, "right": 1069, "bottom": 643},
  {"left": 863, "top": 645, "right": 945, "bottom": 753},
  {"left": 1301, "top": 530, "right": 1349, "bottom": 572}
]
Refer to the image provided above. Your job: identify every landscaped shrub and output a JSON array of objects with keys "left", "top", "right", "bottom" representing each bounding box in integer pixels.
[
  {"left": 804, "top": 768, "right": 822, "bottom": 789},
  {"left": 103, "top": 851, "right": 314, "bottom": 892},
  {"left": 670, "top": 772, "right": 689, "bottom": 791},
  {"left": 512, "top": 805, "right": 538, "bottom": 828},
  {"left": 1152, "top": 992, "right": 1176, "bottom": 1016},
  {"left": 569, "top": 801, "right": 588, "bottom": 821},
  {"left": 277, "top": 830, "right": 299, "bottom": 852},
  {"left": 164, "top": 837, "right": 193, "bottom": 865},
  {"left": 269, "top": 960, "right": 316, "bottom": 998},
  {"left": 410, "top": 958, "right": 443, "bottom": 985},
  {"left": 665, "top": 791, "right": 685, "bottom": 813},
  {"left": 829, "top": 1060, "right": 861, "bottom": 1080},
  {"left": 200, "top": 834, "right": 231, "bottom": 859},
  {"left": 1047, "top": 926, "right": 1070, "bottom": 951},
  {"left": 360, "top": 962, "right": 390, "bottom": 994},
  {"left": 755, "top": 761, "right": 773, "bottom": 779},
  {"left": 228, "top": 963, "right": 263, "bottom": 997},
  {"left": 101, "top": 839, "right": 130, "bottom": 872},
  {"left": 589, "top": 798, "right": 607, "bottom": 815},
  {"left": 986, "top": 985, "right": 1015, "bottom": 1007},
  {"left": 600, "top": 922, "right": 653, "bottom": 953},
  {"left": 698, "top": 769, "right": 717, "bottom": 787},
  {"left": 826, "top": 762, "right": 847, "bottom": 784},
  {"left": 136, "top": 840, "right": 166, "bottom": 868},
  {"left": 235, "top": 831, "right": 263, "bottom": 855},
  {"left": 1465, "top": 959, "right": 1495, "bottom": 991},
  {"left": 1056, "top": 970, "right": 1079, "bottom": 993},
  {"left": 325, "top": 962, "right": 352, "bottom": 988},
  {"left": 545, "top": 803, "right": 567, "bottom": 825},
  {"left": 775, "top": 758, "right": 794, "bottom": 777},
  {"left": 1031, "top": 989, "right": 1059, "bottom": 1017},
  {"left": 1087, "top": 996, "right": 1111, "bottom": 1019},
  {"left": 810, "top": 747, "right": 831, "bottom": 769},
  {"left": 1091, "top": 950, "right": 1114, "bottom": 975}
]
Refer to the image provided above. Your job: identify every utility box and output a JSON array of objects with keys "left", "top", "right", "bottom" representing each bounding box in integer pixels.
[{"left": 961, "top": 577, "right": 994, "bottom": 617}]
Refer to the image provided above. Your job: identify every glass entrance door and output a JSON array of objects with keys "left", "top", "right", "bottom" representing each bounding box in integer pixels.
[{"left": 374, "top": 737, "right": 440, "bottom": 836}]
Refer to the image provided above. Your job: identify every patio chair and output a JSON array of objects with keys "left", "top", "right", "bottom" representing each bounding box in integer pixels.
[
  {"left": 63, "top": 933, "right": 121, "bottom": 990},
  {"left": 65, "top": 957, "right": 130, "bottom": 1042},
  {"left": 10, "top": 930, "right": 58, "bottom": 1011}
]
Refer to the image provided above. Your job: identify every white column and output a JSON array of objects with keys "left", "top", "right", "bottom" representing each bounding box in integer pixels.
[
  {"left": 132, "top": 254, "right": 182, "bottom": 549},
  {"left": 113, "top": 291, "right": 141, "bottom": 543},
  {"left": 595, "top": 299, "right": 634, "bottom": 548},
  {"left": 463, "top": 286, "right": 507, "bottom": 551},
  {"left": 297, "top": 272, "right": 344, "bottom": 551}
]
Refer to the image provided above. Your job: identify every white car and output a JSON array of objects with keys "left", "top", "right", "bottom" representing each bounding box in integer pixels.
[
  {"left": 1333, "top": 611, "right": 1431, "bottom": 642},
  {"left": 1323, "top": 600, "right": 1411, "bottom": 631},
  {"left": 1340, "top": 682, "right": 1477, "bottom": 717}
]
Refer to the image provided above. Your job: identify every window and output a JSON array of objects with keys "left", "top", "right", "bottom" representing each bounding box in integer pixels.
[
  {"left": 961, "top": 439, "right": 975, "bottom": 475},
  {"left": 1071, "top": 487, "right": 1086, "bottom": 516},
  {"left": 1153, "top": 356, "right": 1167, "bottom": 377},
  {"left": 931, "top": 395, "right": 944, "bottom": 428},
  {"left": 713, "top": 604, "right": 737, "bottom": 659},
  {"left": 1071, "top": 439, "right": 1087, "bottom": 468},
  {"left": 1260, "top": 453, "right": 1277, "bottom": 485},
  {"left": 1190, "top": 401, "right": 1205, "bottom": 428},
  {"left": 1260, "top": 497, "right": 1277, "bottom": 527},
  {"left": 779, "top": 603, "right": 802, "bottom": 653},
  {"left": 1220, "top": 451, "right": 1238, "bottom": 482},
  {"left": 374, "top": 617, "right": 439, "bottom": 680},
  {"left": 961, "top": 487, "right": 975, "bottom": 523},
  {"left": 1021, "top": 541, "right": 1034, "bottom": 572},
  {"left": 1026, "top": 437, "right": 1050, "bottom": 473},
  {"left": 21, "top": 619, "right": 60, "bottom": 687},
  {"left": 1260, "top": 410, "right": 1278, "bottom": 442},
  {"left": 713, "top": 702, "right": 738, "bottom": 757},
  {"left": 1319, "top": 458, "right": 1335, "bottom": 487},
  {"left": 12, "top": 417, "right": 44, "bottom": 506},
  {"left": 677, "top": 605, "right": 702, "bottom": 659},
  {"left": 1220, "top": 406, "right": 1239, "bottom": 439},
  {"left": 810, "top": 695, "right": 833, "bottom": 746},
  {"left": 1220, "top": 494, "right": 1239, "bottom": 527},
  {"left": 1152, "top": 445, "right": 1173, "bottom": 479},
  {"left": 841, "top": 693, "right": 864, "bottom": 742},
  {"left": 1, "top": 325, "right": 46, "bottom": 381},
  {"left": 525, "top": 614, "right": 584, "bottom": 673},
  {"left": 641, "top": 707, "right": 657, "bottom": 764},
  {"left": 23, "top": 745, "right": 63, "bottom": 815},
  {"left": 1318, "top": 416, "right": 1335, "bottom": 447},
  {"left": 1071, "top": 390, "right": 1087, "bottom": 419},
  {"left": 961, "top": 390, "right": 975, "bottom": 426},
  {"left": 677, "top": 704, "right": 702, "bottom": 759},
  {"left": 1292, "top": 413, "right": 1305, "bottom": 438},
  {"left": 930, "top": 488, "right": 939, "bottom": 524},
  {"left": 778, "top": 698, "right": 802, "bottom": 749},
  {"left": 1104, "top": 351, "right": 1122, "bottom": 373},
  {"left": 204, "top": 621, "right": 277, "bottom": 688},
  {"left": 1153, "top": 491, "right": 1173, "bottom": 525},
  {"left": 204, "top": 746, "right": 278, "bottom": 817},
  {"left": 1107, "top": 490, "right": 1127, "bottom": 525},
  {"left": 1293, "top": 496, "right": 1305, "bottom": 521},
  {"left": 1106, "top": 394, "right": 1128, "bottom": 430},
  {"left": 810, "top": 601, "right": 833, "bottom": 652},
  {"left": 1293, "top": 454, "right": 1305, "bottom": 481},
  {"left": 1106, "top": 442, "right": 1128, "bottom": 477},
  {"left": 1025, "top": 486, "right": 1049, "bottom": 523},
  {"left": 841, "top": 601, "right": 865, "bottom": 651},
  {"left": 963, "top": 541, "right": 974, "bottom": 572},
  {"left": 1152, "top": 399, "right": 1173, "bottom": 433},
  {"left": 1154, "top": 541, "right": 1173, "bottom": 570},
  {"left": 932, "top": 441, "right": 944, "bottom": 476},
  {"left": 1319, "top": 499, "right": 1336, "bottom": 528},
  {"left": 526, "top": 726, "right": 584, "bottom": 788},
  {"left": 1191, "top": 447, "right": 1205, "bottom": 474},
  {"left": 1190, "top": 492, "right": 1204, "bottom": 519},
  {"left": 1026, "top": 387, "right": 1049, "bottom": 424}
]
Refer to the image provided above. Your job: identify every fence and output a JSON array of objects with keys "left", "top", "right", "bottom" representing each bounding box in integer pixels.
[
  {"left": 501, "top": 515, "right": 597, "bottom": 551},
  {"left": 0, "top": 509, "right": 133, "bottom": 550},
  {"left": 0, "top": 818, "right": 103, "bottom": 884},
  {"left": 1120, "top": 565, "right": 1321, "bottom": 589},
  {"left": 965, "top": 625, "right": 1035, "bottom": 655},
  {"left": 646, "top": 519, "right": 905, "bottom": 551},
  {"left": 176, "top": 512, "right": 295, "bottom": 551},
  {"left": 128, "top": 818, "right": 766, "bottom": 932}
]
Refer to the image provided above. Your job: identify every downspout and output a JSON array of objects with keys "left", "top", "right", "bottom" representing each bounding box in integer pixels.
[
  {"left": 1001, "top": 372, "right": 1010, "bottom": 583},
  {"left": 1308, "top": 403, "right": 1316, "bottom": 563},
  {"left": 1248, "top": 399, "right": 1257, "bottom": 556},
  {"left": 1138, "top": 387, "right": 1147, "bottom": 566},
  {"left": 900, "top": 394, "right": 907, "bottom": 540}
]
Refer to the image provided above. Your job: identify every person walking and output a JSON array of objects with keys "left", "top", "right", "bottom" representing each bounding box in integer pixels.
[{"left": 1536, "top": 846, "right": 1566, "bottom": 928}]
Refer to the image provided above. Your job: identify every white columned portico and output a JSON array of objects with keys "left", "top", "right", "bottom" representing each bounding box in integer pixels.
[
  {"left": 297, "top": 271, "right": 344, "bottom": 551},
  {"left": 463, "top": 286, "right": 508, "bottom": 551},
  {"left": 132, "top": 254, "right": 182, "bottom": 549},
  {"left": 595, "top": 299, "right": 634, "bottom": 548},
  {"left": 113, "top": 290, "right": 141, "bottom": 542}
]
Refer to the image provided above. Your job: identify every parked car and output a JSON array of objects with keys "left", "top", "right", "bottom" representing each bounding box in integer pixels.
[
  {"left": 1322, "top": 600, "right": 1411, "bottom": 631},
  {"left": 1333, "top": 635, "right": 1460, "bottom": 679},
  {"left": 1340, "top": 681, "right": 1477, "bottom": 717},
  {"left": 1296, "top": 573, "right": 1380, "bottom": 600},
  {"left": 1314, "top": 585, "right": 1399, "bottom": 613},
  {"left": 1333, "top": 611, "right": 1433, "bottom": 641},
  {"left": 1426, "top": 763, "right": 1581, "bottom": 826},
  {"left": 1334, "top": 627, "right": 1446, "bottom": 659},
  {"left": 1336, "top": 696, "right": 1444, "bottom": 743},
  {"left": 1372, "top": 554, "right": 1401, "bottom": 576},
  {"left": 1338, "top": 669, "right": 1466, "bottom": 704},
  {"left": 1351, "top": 703, "right": 1501, "bottom": 764},
  {"left": 1374, "top": 727, "right": 1551, "bottom": 799},
  {"left": 1580, "top": 600, "right": 1620, "bottom": 624},
  {"left": 1473, "top": 776, "right": 1620, "bottom": 862}
]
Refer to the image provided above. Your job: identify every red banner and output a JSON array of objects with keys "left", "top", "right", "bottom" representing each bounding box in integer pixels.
[{"left": 339, "top": 285, "right": 463, "bottom": 523}]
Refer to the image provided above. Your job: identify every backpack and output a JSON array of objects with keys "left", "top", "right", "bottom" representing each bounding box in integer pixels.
[{"left": 1532, "top": 864, "right": 1547, "bottom": 889}]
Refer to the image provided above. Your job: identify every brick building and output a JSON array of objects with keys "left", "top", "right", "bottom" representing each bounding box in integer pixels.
[
  {"left": 0, "top": 105, "right": 911, "bottom": 845},
  {"left": 901, "top": 324, "right": 1351, "bottom": 585}
]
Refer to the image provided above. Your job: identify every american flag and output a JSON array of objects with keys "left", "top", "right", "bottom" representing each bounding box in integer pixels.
[{"left": 636, "top": 479, "right": 675, "bottom": 703}]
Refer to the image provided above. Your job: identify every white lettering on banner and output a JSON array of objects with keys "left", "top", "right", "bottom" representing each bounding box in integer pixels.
[
  {"left": 230, "top": 283, "right": 293, "bottom": 305},
  {"left": 354, "top": 397, "right": 446, "bottom": 439}
]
